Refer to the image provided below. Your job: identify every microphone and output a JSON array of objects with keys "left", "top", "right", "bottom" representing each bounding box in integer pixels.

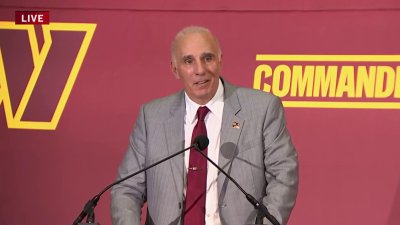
[
  {"left": 72, "top": 136, "right": 208, "bottom": 225},
  {"left": 193, "top": 135, "right": 209, "bottom": 151},
  {"left": 195, "top": 136, "right": 280, "bottom": 225}
]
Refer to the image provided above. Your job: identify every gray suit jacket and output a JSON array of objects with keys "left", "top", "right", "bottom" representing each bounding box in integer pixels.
[{"left": 111, "top": 79, "right": 298, "bottom": 225}]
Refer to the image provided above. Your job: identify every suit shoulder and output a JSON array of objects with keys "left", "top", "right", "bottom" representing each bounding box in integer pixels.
[
  {"left": 234, "top": 86, "right": 281, "bottom": 105},
  {"left": 141, "top": 91, "right": 183, "bottom": 116}
]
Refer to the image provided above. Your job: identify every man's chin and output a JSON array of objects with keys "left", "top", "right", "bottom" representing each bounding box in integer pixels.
[{"left": 188, "top": 92, "right": 212, "bottom": 104}]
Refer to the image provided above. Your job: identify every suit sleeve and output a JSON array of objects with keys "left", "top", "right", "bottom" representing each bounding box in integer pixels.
[
  {"left": 262, "top": 96, "right": 299, "bottom": 225},
  {"left": 110, "top": 105, "right": 148, "bottom": 225}
]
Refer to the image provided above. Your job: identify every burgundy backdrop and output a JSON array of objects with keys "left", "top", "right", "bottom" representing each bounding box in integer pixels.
[{"left": 1, "top": 1, "right": 400, "bottom": 225}]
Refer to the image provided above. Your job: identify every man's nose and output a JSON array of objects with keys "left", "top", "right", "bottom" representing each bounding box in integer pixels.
[{"left": 193, "top": 60, "right": 206, "bottom": 75}]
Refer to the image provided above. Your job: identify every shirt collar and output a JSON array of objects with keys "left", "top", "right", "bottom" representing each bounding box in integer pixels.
[{"left": 185, "top": 79, "right": 224, "bottom": 124}]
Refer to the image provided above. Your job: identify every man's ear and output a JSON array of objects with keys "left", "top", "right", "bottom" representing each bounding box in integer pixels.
[
  {"left": 219, "top": 53, "right": 223, "bottom": 69},
  {"left": 171, "top": 61, "right": 180, "bottom": 79}
]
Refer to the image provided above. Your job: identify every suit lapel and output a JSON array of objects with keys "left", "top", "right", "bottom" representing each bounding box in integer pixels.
[
  {"left": 164, "top": 91, "right": 186, "bottom": 206},
  {"left": 218, "top": 81, "right": 244, "bottom": 200}
]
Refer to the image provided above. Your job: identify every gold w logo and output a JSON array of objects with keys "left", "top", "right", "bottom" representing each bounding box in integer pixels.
[{"left": 0, "top": 22, "right": 96, "bottom": 130}]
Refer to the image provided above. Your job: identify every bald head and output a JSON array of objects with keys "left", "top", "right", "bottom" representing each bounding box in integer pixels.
[
  {"left": 170, "top": 26, "right": 223, "bottom": 105},
  {"left": 171, "top": 26, "right": 222, "bottom": 64}
]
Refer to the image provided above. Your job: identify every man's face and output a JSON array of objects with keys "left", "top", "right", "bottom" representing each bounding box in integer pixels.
[{"left": 171, "top": 32, "right": 222, "bottom": 105}]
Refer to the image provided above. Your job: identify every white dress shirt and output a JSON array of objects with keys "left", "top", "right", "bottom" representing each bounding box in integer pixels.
[{"left": 184, "top": 79, "right": 224, "bottom": 225}]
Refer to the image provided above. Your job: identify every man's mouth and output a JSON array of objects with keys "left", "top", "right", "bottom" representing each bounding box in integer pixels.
[{"left": 195, "top": 80, "right": 209, "bottom": 85}]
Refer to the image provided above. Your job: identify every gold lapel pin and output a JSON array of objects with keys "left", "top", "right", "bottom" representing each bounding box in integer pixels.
[{"left": 232, "top": 122, "right": 240, "bottom": 129}]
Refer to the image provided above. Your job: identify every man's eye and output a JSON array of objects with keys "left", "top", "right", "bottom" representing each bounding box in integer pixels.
[
  {"left": 204, "top": 55, "right": 214, "bottom": 62},
  {"left": 184, "top": 58, "right": 193, "bottom": 64}
]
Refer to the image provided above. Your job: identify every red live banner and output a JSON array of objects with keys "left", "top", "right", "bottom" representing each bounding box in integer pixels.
[{"left": 15, "top": 11, "right": 50, "bottom": 24}]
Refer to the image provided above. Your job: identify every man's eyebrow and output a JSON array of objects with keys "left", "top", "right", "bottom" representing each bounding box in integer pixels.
[
  {"left": 201, "top": 52, "right": 215, "bottom": 57},
  {"left": 182, "top": 55, "right": 194, "bottom": 60}
]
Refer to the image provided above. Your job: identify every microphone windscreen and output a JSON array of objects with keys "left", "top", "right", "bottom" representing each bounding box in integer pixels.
[{"left": 194, "top": 135, "right": 209, "bottom": 151}]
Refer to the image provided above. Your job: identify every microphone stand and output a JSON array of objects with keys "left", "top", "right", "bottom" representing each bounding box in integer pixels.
[
  {"left": 195, "top": 148, "right": 281, "bottom": 225},
  {"left": 72, "top": 145, "right": 195, "bottom": 225}
]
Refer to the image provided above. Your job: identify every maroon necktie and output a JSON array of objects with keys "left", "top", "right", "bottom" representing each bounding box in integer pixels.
[{"left": 184, "top": 106, "right": 209, "bottom": 225}]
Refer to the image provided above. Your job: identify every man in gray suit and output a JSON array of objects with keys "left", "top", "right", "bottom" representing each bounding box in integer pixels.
[{"left": 111, "top": 26, "right": 298, "bottom": 225}]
